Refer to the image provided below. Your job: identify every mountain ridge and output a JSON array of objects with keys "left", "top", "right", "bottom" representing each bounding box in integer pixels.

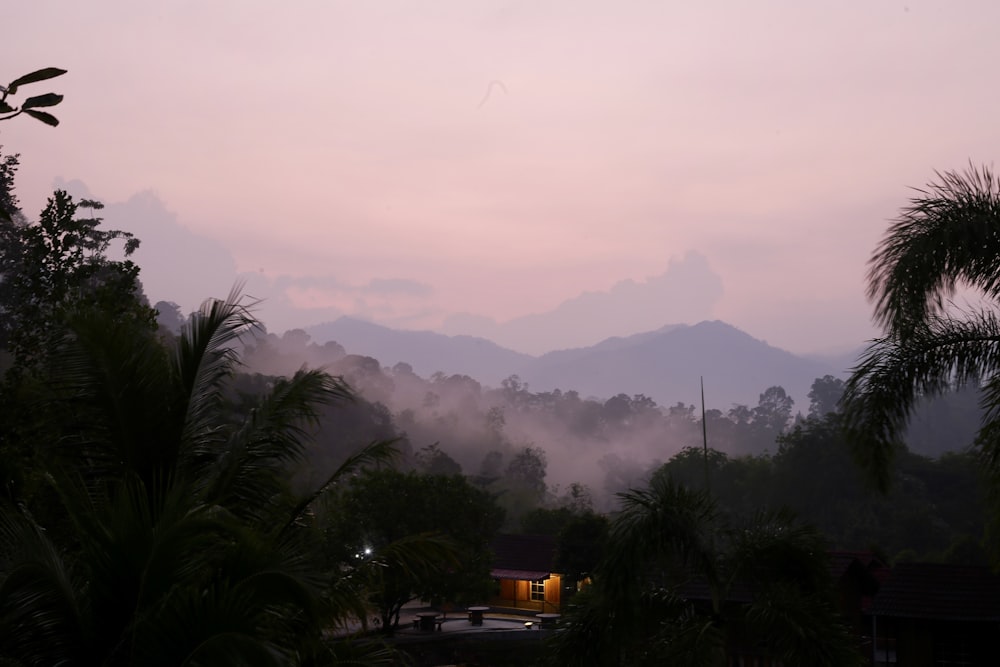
[{"left": 304, "top": 317, "right": 843, "bottom": 412}]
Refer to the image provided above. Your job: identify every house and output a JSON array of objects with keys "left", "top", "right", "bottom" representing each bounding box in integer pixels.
[
  {"left": 488, "top": 534, "right": 564, "bottom": 613},
  {"left": 868, "top": 562, "right": 1000, "bottom": 666}
]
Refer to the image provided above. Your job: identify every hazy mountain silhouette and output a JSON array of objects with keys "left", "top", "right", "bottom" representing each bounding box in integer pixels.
[
  {"left": 441, "top": 252, "right": 724, "bottom": 354},
  {"left": 520, "top": 320, "right": 840, "bottom": 410},
  {"left": 305, "top": 318, "right": 842, "bottom": 412},
  {"left": 305, "top": 317, "right": 534, "bottom": 384}
]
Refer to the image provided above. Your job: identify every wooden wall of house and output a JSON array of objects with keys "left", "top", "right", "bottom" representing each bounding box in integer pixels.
[
  {"left": 497, "top": 578, "right": 517, "bottom": 601},
  {"left": 491, "top": 575, "right": 563, "bottom": 610},
  {"left": 544, "top": 575, "right": 561, "bottom": 607}
]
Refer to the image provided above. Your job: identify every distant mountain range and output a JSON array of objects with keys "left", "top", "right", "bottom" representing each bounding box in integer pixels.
[
  {"left": 305, "top": 318, "right": 849, "bottom": 412},
  {"left": 305, "top": 317, "right": 533, "bottom": 384}
]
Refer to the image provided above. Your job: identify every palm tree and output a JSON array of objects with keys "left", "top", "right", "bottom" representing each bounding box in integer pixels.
[
  {"left": 841, "top": 164, "right": 1000, "bottom": 492},
  {"left": 0, "top": 290, "right": 396, "bottom": 665},
  {"left": 547, "top": 476, "right": 861, "bottom": 666}
]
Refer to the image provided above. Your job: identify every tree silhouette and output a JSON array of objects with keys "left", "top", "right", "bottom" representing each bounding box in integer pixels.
[{"left": 843, "top": 164, "right": 1000, "bottom": 493}]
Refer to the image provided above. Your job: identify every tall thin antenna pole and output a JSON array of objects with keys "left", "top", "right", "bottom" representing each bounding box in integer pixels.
[{"left": 701, "top": 376, "right": 710, "bottom": 493}]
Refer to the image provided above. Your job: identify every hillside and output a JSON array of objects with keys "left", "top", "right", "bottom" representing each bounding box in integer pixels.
[{"left": 305, "top": 318, "right": 842, "bottom": 411}]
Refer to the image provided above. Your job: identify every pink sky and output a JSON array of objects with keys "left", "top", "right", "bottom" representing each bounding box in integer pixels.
[{"left": 5, "top": 1, "right": 1000, "bottom": 355}]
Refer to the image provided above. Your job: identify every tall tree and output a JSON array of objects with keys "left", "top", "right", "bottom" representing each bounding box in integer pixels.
[
  {"left": 503, "top": 445, "right": 548, "bottom": 497},
  {"left": 0, "top": 186, "right": 153, "bottom": 372},
  {"left": 842, "top": 165, "right": 1000, "bottom": 493},
  {"left": 0, "top": 156, "right": 156, "bottom": 506},
  {"left": 808, "top": 375, "right": 846, "bottom": 419}
]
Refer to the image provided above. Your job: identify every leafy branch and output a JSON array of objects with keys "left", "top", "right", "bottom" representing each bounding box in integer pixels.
[{"left": 0, "top": 68, "right": 67, "bottom": 127}]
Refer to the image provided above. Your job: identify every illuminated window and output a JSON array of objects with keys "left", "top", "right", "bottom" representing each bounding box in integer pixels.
[{"left": 530, "top": 579, "right": 545, "bottom": 601}]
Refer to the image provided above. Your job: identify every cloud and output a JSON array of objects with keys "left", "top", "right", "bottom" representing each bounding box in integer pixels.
[
  {"left": 40, "top": 183, "right": 445, "bottom": 333},
  {"left": 366, "top": 277, "right": 434, "bottom": 297},
  {"left": 442, "top": 251, "right": 725, "bottom": 354},
  {"left": 226, "top": 273, "right": 440, "bottom": 335},
  {"left": 52, "top": 182, "right": 240, "bottom": 316}
]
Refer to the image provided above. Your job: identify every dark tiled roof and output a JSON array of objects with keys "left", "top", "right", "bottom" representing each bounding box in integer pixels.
[
  {"left": 491, "top": 534, "right": 557, "bottom": 573},
  {"left": 869, "top": 562, "right": 1000, "bottom": 622}
]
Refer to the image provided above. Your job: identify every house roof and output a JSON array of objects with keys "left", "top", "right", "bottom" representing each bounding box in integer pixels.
[
  {"left": 869, "top": 562, "right": 1000, "bottom": 622},
  {"left": 492, "top": 568, "right": 551, "bottom": 580},
  {"left": 491, "top": 534, "right": 557, "bottom": 579}
]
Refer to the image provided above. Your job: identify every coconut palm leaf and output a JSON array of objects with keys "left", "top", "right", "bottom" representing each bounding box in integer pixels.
[
  {"left": 196, "top": 369, "right": 353, "bottom": 519},
  {"left": 174, "top": 287, "right": 258, "bottom": 456},
  {"left": 39, "top": 474, "right": 227, "bottom": 664},
  {"left": 846, "top": 164, "right": 1000, "bottom": 492},
  {"left": 842, "top": 309, "right": 1000, "bottom": 490},
  {"left": 133, "top": 580, "right": 288, "bottom": 667},
  {"left": 318, "top": 639, "right": 400, "bottom": 667},
  {"left": 602, "top": 476, "right": 718, "bottom": 611},
  {"left": 646, "top": 601, "right": 727, "bottom": 667},
  {"left": 724, "top": 512, "right": 862, "bottom": 666},
  {"left": 543, "top": 587, "right": 622, "bottom": 666},
  {"left": 743, "top": 582, "right": 861, "bottom": 667},
  {"left": 867, "top": 164, "right": 1000, "bottom": 334},
  {"left": 725, "top": 508, "right": 831, "bottom": 593},
  {"left": 0, "top": 503, "right": 85, "bottom": 666},
  {"left": 39, "top": 307, "right": 175, "bottom": 485},
  {"left": 282, "top": 437, "right": 399, "bottom": 535}
]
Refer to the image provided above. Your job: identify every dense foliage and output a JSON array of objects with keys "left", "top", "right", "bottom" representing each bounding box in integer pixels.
[
  {"left": 547, "top": 477, "right": 861, "bottom": 667},
  {"left": 323, "top": 469, "right": 504, "bottom": 632},
  {"left": 654, "top": 414, "right": 989, "bottom": 565}
]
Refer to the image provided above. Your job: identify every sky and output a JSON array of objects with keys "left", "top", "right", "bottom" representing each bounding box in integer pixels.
[{"left": 4, "top": 1, "right": 1000, "bottom": 356}]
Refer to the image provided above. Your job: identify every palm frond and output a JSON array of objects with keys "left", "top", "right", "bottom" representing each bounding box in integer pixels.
[
  {"left": 842, "top": 309, "right": 1000, "bottom": 490},
  {"left": 0, "top": 503, "right": 85, "bottom": 665},
  {"left": 646, "top": 602, "right": 726, "bottom": 667},
  {"left": 725, "top": 509, "right": 831, "bottom": 595},
  {"left": 543, "top": 588, "right": 622, "bottom": 667},
  {"left": 134, "top": 581, "right": 287, "bottom": 667},
  {"left": 282, "top": 438, "right": 399, "bottom": 535},
  {"left": 222, "top": 522, "right": 326, "bottom": 613},
  {"left": 744, "top": 583, "right": 862, "bottom": 667},
  {"left": 323, "top": 571, "right": 373, "bottom": 632},
  {"left": 868, "top": 163, "right": 1000, "bottom": 334},
  {"left": 40, "top": 307, "right": 175, "bottom": 483},
  {"left": 320, "top": 638, "right": 400, "bottom": 666},
  {"left": 604, "top": 476, "right": 719, "bottom": 596},
  {"left": 175, "top": 286, "right": 259, "bottom": 454},
  {"left": 195, "top": 369, "right": 356, "bottom": 521},
  {"left": 181, "top": 632, "right": 285, "bottom": 667}
]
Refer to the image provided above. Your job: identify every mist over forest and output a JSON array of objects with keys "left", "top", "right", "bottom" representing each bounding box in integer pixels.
[{"left": 154, "top": 301, "right": 984, "bottom": 528}]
